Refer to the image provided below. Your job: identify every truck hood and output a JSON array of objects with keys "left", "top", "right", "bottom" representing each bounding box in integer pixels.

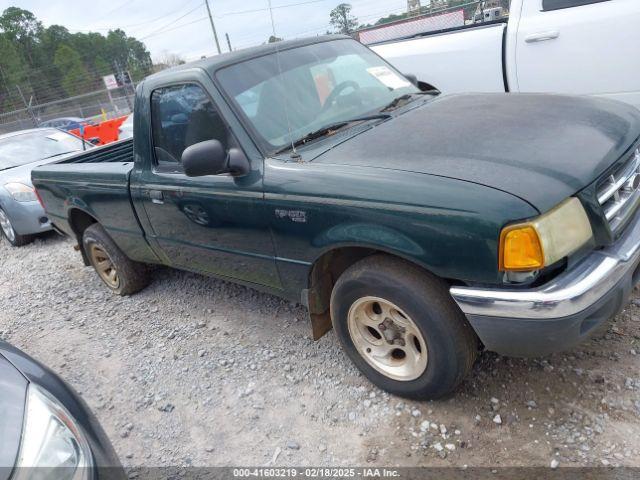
[{"left": 312, "top": 93, "right": 640, "bottom": 212}]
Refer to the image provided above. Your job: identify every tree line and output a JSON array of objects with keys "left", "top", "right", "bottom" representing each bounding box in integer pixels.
[{"left": 0, "top": 7, "right": 152, "bottom": 112}]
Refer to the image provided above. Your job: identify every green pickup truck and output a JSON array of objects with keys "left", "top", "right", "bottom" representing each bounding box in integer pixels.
[{"left": 32, "top": 35, "right": 640, "bottom": 399}]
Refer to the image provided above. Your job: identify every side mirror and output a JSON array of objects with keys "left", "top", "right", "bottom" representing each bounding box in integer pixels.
[
  {"left": 403, "top": 73, "right": 439, "bottom": 93},
  {"left": 182, "top": 140, "right": 250, "bottom": 177},
  {"left": 404, "top": 73, "right": 419, "bottom": 88}
]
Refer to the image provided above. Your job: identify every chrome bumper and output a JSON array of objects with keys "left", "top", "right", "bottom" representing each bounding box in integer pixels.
[{"left": 451, "top": 212, "right": 640, "bottom": 320}]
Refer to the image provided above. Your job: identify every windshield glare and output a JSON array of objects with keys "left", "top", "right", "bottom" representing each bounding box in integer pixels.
[
  {"left": 217, "top": 39, "right": 418, "bottom": 152},
  {"left": 0, "top": 130, "right": 85, "bottom": 170}
]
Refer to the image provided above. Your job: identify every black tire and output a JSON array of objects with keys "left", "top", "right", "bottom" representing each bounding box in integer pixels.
[
  {"left": 0, "top": 208, "right": 33, "bottom": 247},
  {"left": 82, "top": 223, "right": 149, "bottom": 295},
  {"left": 330, "top": 254, "right": 478, "bottom": 399}
]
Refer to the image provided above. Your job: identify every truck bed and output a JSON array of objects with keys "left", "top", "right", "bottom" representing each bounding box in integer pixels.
[
  {"left": 31, "top": 137, "right": 154, "bottom": 263},
  {"left": 59, "top": 137, "right": 134, "bottom": 164},
  {"left": 372, "top": 22, "right": 507, "bottom": 95}
]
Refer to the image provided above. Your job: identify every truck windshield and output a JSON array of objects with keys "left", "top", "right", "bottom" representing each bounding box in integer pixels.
[
  {"left": 216, "top": 39, "right": 419, "bottom": 153},
  {"left": 0, "top": 130, "right": 85, "bottom": 171}
]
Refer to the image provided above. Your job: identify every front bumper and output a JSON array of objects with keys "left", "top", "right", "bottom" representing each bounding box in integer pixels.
[
  {"left": 450, "top": 211, "right": 640, "bottom": 357},
  {"left": 1, "top": 199, "right": 51, "bottom": 236}
]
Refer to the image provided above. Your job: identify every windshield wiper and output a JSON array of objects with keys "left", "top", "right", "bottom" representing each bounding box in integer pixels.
[
  {"left": 275, "top": 114, "right": 390, "bottom": 155},
  {"left": 380, "top": 90, "right": 440, "bottom": 113}
]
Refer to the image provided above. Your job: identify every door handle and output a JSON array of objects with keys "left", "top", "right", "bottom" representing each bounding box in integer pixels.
[
  {"left": 148, "top": 189, "right": 164, "bottom": 204},
  {"left": 525, "top": 31, "right": 559, "bottom": 43}
]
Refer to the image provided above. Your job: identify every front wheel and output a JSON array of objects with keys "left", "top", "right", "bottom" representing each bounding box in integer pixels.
[
  {"left": 330, "top": 255, "right": 478, "bottom": 399},
  {"left": 0, "top": 208, "right": 33, "bottom": 247},
  {"left": 82, "top": 224, "right": 149, "bottom": 295}
]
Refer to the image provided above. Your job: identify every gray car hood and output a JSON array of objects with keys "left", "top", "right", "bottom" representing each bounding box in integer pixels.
[{"left": 311, "top": 93, "right": 640, "bottom": 212}]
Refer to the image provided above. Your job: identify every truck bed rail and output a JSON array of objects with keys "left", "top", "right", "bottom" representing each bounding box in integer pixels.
[{"left": 60, "top": 138, "right": 134, "bottom": 164}]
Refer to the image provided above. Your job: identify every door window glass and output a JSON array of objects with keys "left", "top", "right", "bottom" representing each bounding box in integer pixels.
[{"left": 150, "top": 83, "right": 229, "bottom": 167}]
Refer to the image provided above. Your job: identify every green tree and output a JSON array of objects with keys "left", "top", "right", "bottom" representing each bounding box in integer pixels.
[
  {"left": 93, "top": 57, "right": 111, "bottom": 77},
  {"left": 267, "top": 35, "right": 283, "bottom": 43},
  {"left": 105, "top": 29, "right": 152, "bottom": 81},
  {"left": 329, "top": 3, "right": 359, "bottom": 35},
  {"left": 0, "top": 8, "right": 153, "bottom": 103},
  {"left": 0, "top": 7, "right": 42, "bottom": 65},
  {"left": 0, "top": 33, "right": 27, "bottom": 109},
  {"left": 375, "top": 12, "right": 409, "bottom": 26},
  {"left": 54, "top": 45, "right": 92, "bottom": 96}
]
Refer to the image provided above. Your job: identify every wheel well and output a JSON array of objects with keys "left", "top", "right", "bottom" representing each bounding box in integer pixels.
[
  {"left": 68, "top": 209, "right": 98, "bottom": 265},
  {"left": 69, "top": 209, "right": 97, "bottom": 238},
  {"left": 306, "top": 247, "right": 390, "bottom": 340},
  {"left": 306, "top": 247, "right": 456, "bottom": 340}
]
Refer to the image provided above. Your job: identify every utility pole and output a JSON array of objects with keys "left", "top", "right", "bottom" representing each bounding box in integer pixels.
[
  {"left": 225, "top": 33, "right": 232, "bottom": 52},
  {"left": 205, "top": 0, "right": 222, "bottom": 55}
]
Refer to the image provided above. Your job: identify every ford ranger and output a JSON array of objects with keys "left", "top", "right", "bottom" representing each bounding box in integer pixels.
[{"left": 32, "top": 35, "right": 640, "bottom": 399}]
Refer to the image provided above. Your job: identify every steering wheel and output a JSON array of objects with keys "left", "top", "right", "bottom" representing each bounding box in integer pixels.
[{"left": 321, "top": 81, "right": 361, "bottom": 113}]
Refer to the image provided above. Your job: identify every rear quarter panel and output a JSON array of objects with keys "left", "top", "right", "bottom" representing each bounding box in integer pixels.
[{"left": 31, "top": 162, "right": 159, "bottom": 264}]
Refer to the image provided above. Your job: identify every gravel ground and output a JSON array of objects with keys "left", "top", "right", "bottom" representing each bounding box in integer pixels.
[{"left": 1, "top": 233, "right": 640, "bottom": 469}]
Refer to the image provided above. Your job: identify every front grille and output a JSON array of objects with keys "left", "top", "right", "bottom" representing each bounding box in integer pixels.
[{"left": 596, "top": 146, "right": 640, "bottom": 233}]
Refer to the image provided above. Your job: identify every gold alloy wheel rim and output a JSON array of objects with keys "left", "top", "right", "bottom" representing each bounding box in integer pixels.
[
  {"left": 89, "top": 244, "right": 120, "bottom": 289},
  {"left": 0, "top": 209, "right": 15, "bottom": 243},
  {"left": 347, "top": 296, "right": 428, "bottom": 381}
]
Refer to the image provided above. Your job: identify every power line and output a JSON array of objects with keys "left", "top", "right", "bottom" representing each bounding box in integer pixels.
[
  {"left": 222, "top": 0, "right": 407, "bottom": 47},
  {"left": 214, "top": 0, "right": 332, "bottom": 18},
  {"left": 136, "top": 0, "right": 342, "bottom": 44},
  {"left": 137, "top": 17, "right": 210, "bottom": 40},
  {"left": 65, "top": 0, "right": 201, "bottom": 33},
  {"left": 139, "top": 2, "right": 206, "bottom": 40},
  {"left": 230, "top": 4, "right": 410, "bottom": 51},
  {"left": 91, "top": 0, "right": 140, "bottom": 24}
]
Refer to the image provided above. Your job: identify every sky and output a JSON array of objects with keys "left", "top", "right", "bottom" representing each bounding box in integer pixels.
[{"left": 4, "top": 0, "right": 416, "bottom": 62}]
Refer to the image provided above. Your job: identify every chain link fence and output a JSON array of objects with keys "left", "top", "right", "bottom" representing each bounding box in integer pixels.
[
  {"left": 357, "top": 1, "right": 509, "bottom": 45},
  {"left": 0, "top": 86, "right": 134, "bottom": 135}
]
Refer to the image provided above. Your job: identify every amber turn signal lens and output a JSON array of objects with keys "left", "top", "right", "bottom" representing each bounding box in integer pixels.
[{"left": 499, "top": 225, "right": 544, "bottom": 271}]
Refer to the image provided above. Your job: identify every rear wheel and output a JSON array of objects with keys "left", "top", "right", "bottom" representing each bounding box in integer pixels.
[
  {"left": 330, "top": 255, "right": 478, "bottom": 399},
  {"left": 0, "top": 208, "right": 33, "bottom": 247},
  {"left": 82, "top": 223, "right": 149, "bottom": 295}
]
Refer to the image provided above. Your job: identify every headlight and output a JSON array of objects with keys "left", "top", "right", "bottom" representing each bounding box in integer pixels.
[
  {"left": 4, "top": 182, "right": 37, "bottom": 202},
  {"left": 499, "top": 197, "right": 593, "bottom": 272},
  {"left": 13, "top": 384, "right": 93, "bottom": 480}
]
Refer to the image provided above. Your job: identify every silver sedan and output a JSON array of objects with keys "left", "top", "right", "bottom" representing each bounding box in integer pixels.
[{"left": 0, "top": 129, "right": 89, "bottom": 246}]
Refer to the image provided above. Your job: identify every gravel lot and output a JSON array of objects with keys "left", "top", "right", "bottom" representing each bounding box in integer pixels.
[{"left": 1, "top": 233, "right": 640, "bottom": 469}]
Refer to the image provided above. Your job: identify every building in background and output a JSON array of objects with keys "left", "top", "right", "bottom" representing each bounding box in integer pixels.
[
  {"left": 407, "top": 0, "right": 422, "bottom": 16},
  {"left": 430, "top": 0, "right": 450, "bottom": 10},
  {"left": 474, "top": 0, "right": 510, "bottom": 22}
]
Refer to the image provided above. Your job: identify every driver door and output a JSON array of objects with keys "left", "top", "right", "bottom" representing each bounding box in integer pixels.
[{"left": 137, "top": 82, "right": 281, "bottom": 289}]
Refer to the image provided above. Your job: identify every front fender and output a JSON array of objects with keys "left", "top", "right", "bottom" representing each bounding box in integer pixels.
[{"left": 313, "top": 223, "right": 425, "bottom": 258}]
